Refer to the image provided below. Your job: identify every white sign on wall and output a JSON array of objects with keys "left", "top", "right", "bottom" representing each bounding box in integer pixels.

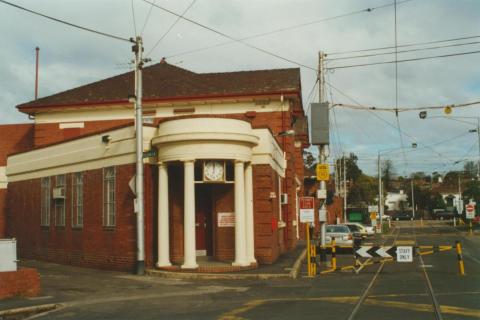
[
  {"left": 396, "top": 246, "right": 413, "bottom": 262},
  {"left": 299, "top": 197, "right": 315, "bottom": 223},
  {"left": 218, "top": 212, "right": 235, "bottom": 227}
]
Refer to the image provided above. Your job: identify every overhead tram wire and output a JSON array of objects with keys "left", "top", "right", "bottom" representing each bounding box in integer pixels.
[
  {"left": 331, "top": 101, "right": 480, "bottom": 112},
  {"left": 326, "top": 41, "right": 480, "bottom": 61},
  {"left": 141, "top": 0, "right": 319, "bottom": 72},
  {"left": 325, "top": 81, "right": 453, "bottom": 163},
  {"left": 393, "top": 0, "right": 408, "bottom": 175},
  {"left": 326, "top": 34, "right": 480, "bottom": 55},
  {"left": 326, "top": 50, "right": 480, "bottom": 70},
  {"left": 140, "top": 0, "right": 156, "bottom": 36},
  {"left": 146, "top": 0, "right": 197, "bottom": 57},
  {"left": 0, "top": 0, "right": 132, "bottom": 43},
  {"left": 163, "top": 0, "right": 416, "bottom": 60},
  {"left": 131, "top": 0, "right": 138, "bottom": 36}
]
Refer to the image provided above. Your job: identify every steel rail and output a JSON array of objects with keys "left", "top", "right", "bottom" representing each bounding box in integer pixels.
[
  {"left": 413, "top": 221, "right": 444, "bottom": 320},
  {"left": 346, "top": 226, "right": 401, "bottom": 320}
]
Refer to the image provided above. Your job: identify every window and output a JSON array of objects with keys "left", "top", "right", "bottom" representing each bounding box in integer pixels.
[
  {"left": 41, "top": 177, "right": 51, "bottom": 226},
  {"left": 103, "top": 167, "right": 116, "bottom": 227},
  {"left": 72, "top": 172, "right": 84, "bottom": 228},
  {"left": 55, "top": 174, "right": 66, "bottom": 227}
]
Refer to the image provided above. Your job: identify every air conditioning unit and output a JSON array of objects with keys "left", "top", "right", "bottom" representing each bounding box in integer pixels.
[
  {"left": 52, "top": 187, "right": 66, "bottom": 199},
  {"left": 280, "top": 193, "right": 288, "bottom": 205}
]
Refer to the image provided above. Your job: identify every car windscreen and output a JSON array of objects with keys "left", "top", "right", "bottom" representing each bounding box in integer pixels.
[
  {"left": 326, "top": 225, "right": 350, "bottom": 233},
  {"left": 347, "top": 224, "right": 359, "bottom": 231}
]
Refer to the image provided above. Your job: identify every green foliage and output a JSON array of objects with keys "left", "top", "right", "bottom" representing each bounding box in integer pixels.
[
  {"left": 464, "top": 161, "right": 479, "bottom": 179},
  {"left": 463, "top": 180, "right": 480, "bottom": 205},
  {"left": 348, "top": 174, "right": 378, "bottom": 205},
  {"left": 430, "top": 192, "right": 446, "bottom": 210},
  {"left": 382, "top": 159, "right": 394, "bottom": 191}
]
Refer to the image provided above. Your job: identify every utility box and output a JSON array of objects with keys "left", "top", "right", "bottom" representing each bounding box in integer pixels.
[
  {"left": 310, "top": 102, "right": 329, "bottom": 145},
  {"left": 0, "top": 238, "right": 17, "bottom": 272}
]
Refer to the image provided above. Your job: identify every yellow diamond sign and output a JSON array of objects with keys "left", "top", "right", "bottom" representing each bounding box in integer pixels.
[{"left": 316, "top": 164, "right": 329, "bottom": 181}]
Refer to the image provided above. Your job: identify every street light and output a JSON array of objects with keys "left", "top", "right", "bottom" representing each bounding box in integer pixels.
[{"left": 377, "top": 143, "right": 417, "bottom": 232}]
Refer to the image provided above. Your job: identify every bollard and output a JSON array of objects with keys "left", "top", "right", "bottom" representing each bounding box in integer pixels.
[
  {"left": 306, "top": 224, "right": 311, "bottom": 276},
  {"left": 420, "top": 218, "right": 423, "bottom": 227},
  {"left": 469, "top": 221, "right": 473, "bottom": 236},
  {"left": 455, "top": 240, "right": 465, "bottom": 276},
  {"left": 332, "top": 237, "right": 337, "bottom": 270}
]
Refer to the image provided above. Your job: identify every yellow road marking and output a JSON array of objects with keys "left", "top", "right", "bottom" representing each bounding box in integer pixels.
[
  {"left": 395, "top": 240, "right": 415, "bottom": 245},
  {"left": 218, "top": 296, "right": 480, "bottom": 319}
]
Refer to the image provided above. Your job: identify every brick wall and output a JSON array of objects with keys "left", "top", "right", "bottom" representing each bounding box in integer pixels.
[
  {"left": 6, "top": 163, "right": 155, "bottom": 272},
  {"left": 0, "top": 123, "right": 34, "bottom": 239},
  {"left": 33, "top": 120, "right": 132, "bottom": 147},
  {"left": 0, "top": 189, "right": 5, "bottom": 238},
  {"left": 0, "top": 268, "right": 40, "bottom": 299}
]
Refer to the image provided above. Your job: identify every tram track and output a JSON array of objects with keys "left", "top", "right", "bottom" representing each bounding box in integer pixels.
[{"left": 346, "top": 221, "right": 446, "bottom": 320}]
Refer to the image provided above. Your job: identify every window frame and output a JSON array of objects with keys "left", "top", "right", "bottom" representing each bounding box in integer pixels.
[
  {"left": 54, "top": 174, "right": 66, "bottom": 227},
  {"left": 71, "top": 172, "right": 84, "bottom": 228},
  {"left": 40, "top": 177, "right": 51, "bottom": 227},
  {"left": 103, "top": 167, "right": 116, "bottom": 227}
]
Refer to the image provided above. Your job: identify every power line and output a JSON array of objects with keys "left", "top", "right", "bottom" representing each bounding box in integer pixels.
[
  {"left": 326, "top": 34, "right": 480, "bottom": 55},
  {"left": 326, "top": 50, "right": 480, "bottom": 70},
  {"left": 131, "top": 0, "right": 138, "bottom": 36},
  {"left": 140, "top": 0, "right": 156, "bottom": 36},
  {"left": 326, "top": 41, "right": 480, "bottom": 61},
  {"left": 146, "top": 0, "right": 197, "bottom": 57},
  {"left": 331, "top": 101, "right": 480, "bottom": 112},
  {"left": 0, "top": 0, "right": 132, "bottom": 43},
  {"left": 164, "top": 0, "right": 415, "bottom": 60},
  {"left": 141, "top": 0, "right": 317, "bottom": 71}
]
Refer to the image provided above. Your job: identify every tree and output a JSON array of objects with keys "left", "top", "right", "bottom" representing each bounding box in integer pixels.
[
  {"left": 443, "top": 171, "right": 461, "bottom": 185},
  {"left": 336, "top": 153, "right": 362, "bottom": 183},
  {"left": 463, "top": 180, "right": 480, "bottom": 205},
  {"left": 382, "top": 159, "right": 394, "bottom": 191},
  {"left": 464, "top": 161, "right": 479, "bottom": 179},
  {"left": 430, "top": 193, "right": 446, "bottom": 210},
  {"left": 348, "top": 174, "right": 377, "bottom": 205}
]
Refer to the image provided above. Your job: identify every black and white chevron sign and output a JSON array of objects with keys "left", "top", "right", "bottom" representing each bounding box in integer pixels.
[{"left": 356, "top": 246, "right": 397, "bottom": 258}]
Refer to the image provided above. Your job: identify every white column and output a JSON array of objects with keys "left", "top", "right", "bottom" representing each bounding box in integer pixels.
[
  {"left": 244, "top": 163, "right": 256, "bottom": 264},
  {"left": 157, "top": 162, "right": 171, "bottom": 267},
  {"left": 233, "top": 160, "right": 249, "bottom": 266},
  {"left": 182, "top": 160, "right": 198, "bottom": 269}
]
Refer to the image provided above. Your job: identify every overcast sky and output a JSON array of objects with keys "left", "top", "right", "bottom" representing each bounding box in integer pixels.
[{"left": 1, "top": 0, "right": 479, "bottom": 176}]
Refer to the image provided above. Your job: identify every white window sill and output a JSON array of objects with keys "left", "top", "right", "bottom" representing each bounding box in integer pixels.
[{"left": 278, "top": 221, "right": 286, "bottom": 228}]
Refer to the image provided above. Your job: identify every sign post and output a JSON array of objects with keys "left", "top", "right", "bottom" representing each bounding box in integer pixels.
[
  {"left": 300, "top": 197, "right": 316, "bottom": 276},
  {"left": 466, "top": 203, "right": 476, "bottom": 235}
]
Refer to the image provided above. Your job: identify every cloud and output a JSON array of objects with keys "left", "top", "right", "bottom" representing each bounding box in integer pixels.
[{"left": 0, "top": 0, "right": 478, "bottom": 176}]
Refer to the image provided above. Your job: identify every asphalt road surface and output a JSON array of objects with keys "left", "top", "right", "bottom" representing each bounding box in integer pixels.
[{"left": 12, "top": 220, "right": 480, "bottom": 320}]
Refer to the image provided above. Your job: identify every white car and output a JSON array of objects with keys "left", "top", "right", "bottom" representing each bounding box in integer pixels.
[
  {"left": 347, "top": 222, "right": 375, "bottom": 237},
  {"left": 325, "top": 224, "right": 354, "bottom": 246}
]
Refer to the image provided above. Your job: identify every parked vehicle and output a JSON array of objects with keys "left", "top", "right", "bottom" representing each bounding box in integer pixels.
[
  {"left": 346, "top": 222, "right": 375, "bottom": 237},
  {"left": 433, "top": 207, "right": 457, "bottom": 220},
  {"left": 325, "top": 224, "right": 354, "bottom": 246},
  {"left": 344, "top": 224, "right": 364, "bottom": 246}
]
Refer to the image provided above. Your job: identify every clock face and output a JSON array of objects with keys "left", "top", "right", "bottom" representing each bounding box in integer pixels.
[{"left": 204, "top": 161, "right": 225, "bottom": 182}]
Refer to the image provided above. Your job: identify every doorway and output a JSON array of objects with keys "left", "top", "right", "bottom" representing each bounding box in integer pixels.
[{"left": 195, "top": 184, "right": 214, "bottom": 256}]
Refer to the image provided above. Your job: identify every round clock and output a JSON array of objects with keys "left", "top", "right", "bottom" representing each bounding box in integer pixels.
[{"left": 204, "top": 161, "right": 225, "bottom": 182}]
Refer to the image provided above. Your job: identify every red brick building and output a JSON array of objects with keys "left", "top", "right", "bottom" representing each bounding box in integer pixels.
[{"left": 2, "top": 62, "right": 309, "bottom": 272}]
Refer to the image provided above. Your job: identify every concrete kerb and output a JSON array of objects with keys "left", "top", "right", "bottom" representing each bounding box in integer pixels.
[
  {"left": 146, "top": 248, "right": 307, "bottom": 280},
  {"left": 0, "top": 303, "right": 60, "bottom": 319}
]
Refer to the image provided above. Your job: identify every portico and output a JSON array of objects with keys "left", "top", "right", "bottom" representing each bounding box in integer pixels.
[{"left": 152, "top": 117, "right": 259, "bottom": 269}]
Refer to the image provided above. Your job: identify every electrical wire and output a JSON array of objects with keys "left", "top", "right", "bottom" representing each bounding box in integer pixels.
[
  {"left": 327, "top": 34, "right": 480, "bottom": 55},
  {"left": 326, "top": 41, "right": 480, "bottom": 61},
  {"left": 140, "top": 0, "right": 156, "bottom": 36},
  {"left": 326, "top": 50, "right": 480, "bottom": 70},
  {"left": 146, "top": 0, "right": 197, "bottom": 57},
  {"left": 141, "top": 0, "right": 318, "bottom": 71},
  {"left": 164, "top": 0, "right": 415, "bottom": 60},
  {"left": 131, "top": 0, "right": 138, "bottom": 36},
  {"left": 331, "top": 101, "right": 480, "bottom": 112},
  {"left": 0, "top": 0, "right": 132, "bottom": 43}
]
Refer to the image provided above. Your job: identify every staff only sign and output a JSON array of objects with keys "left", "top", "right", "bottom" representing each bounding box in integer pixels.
[{"left": 299, "top": 197, "right": 315, "bottom": 223}]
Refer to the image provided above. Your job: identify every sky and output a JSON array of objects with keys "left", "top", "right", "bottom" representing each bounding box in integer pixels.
[{"left": 0, "top": 0, "right": 479, "bottom": 177}]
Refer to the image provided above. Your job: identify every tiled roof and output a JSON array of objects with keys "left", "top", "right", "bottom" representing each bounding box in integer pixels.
[{"left": 17, "top": 62, "right": 301, "bottom": 112}]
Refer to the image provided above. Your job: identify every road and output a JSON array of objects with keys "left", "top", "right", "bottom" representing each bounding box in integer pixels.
[{"left": 7, "top": 220, "right": 480, "bottom": 320}]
